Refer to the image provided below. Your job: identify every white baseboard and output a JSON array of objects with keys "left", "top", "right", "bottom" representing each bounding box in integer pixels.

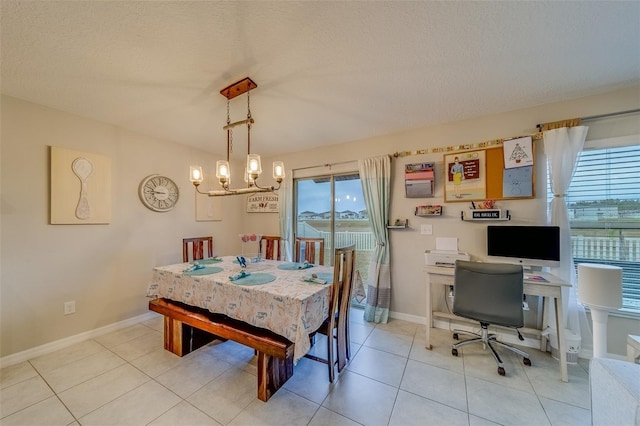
[
  {"left": 0, "top": 312, "right": 159, "bottom": 369},
  {"left": 388, "top": 310, "right": 426, "bottom": 325}
]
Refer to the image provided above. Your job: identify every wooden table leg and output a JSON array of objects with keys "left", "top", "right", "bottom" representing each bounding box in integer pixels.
[
  {"left": 163, "top": 316, "right": 216, "bottom": 357},
  {"left": 257, "top": 352, "right": 294, "bottom": 402}
]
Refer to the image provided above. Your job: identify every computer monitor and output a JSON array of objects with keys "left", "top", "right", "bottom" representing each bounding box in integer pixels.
[{"left": 486, "top": 225, "right": 561, "bottom": 269}]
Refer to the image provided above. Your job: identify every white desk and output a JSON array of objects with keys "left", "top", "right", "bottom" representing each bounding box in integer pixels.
[{"left": 424, "top": 265, "right": 571, "bottom": 382}]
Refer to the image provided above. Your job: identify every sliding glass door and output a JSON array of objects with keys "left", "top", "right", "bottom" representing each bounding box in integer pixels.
[{"left": 294, "top": 172, "right": 372, "bottom": 292}]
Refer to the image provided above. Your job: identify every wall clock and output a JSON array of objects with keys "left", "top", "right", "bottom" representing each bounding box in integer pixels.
[{"left": 138, "top": 174, "right": 180, "bottom": 212}]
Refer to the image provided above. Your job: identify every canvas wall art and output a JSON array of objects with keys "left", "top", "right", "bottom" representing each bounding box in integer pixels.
[{"left": 50, "top": 146, "right": 111, "bottom": 224}]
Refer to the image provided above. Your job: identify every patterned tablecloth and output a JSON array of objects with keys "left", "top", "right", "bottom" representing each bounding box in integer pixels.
[{"left": 146, "top": 257, "right": 334, "bottom": 362}]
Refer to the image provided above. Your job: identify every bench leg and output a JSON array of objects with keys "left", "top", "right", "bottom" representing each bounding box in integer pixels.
[
  {"left": 163, "top": 316, "right": 217, "bottom": 357},
  {"left": 257, "top": 352, "right": 294, "bottom": 402}
]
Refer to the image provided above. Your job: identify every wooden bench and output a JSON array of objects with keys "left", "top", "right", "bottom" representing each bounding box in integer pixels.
[{"left": 149, "top": 298, "right": 294, "bottom": 402}]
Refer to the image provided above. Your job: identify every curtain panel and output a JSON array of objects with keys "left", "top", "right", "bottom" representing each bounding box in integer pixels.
[
  {"left": 358, "top": 155, "right": 391, "bottom": 323},
  {"left": 543, "top": 126, "right": 592, "bottom": 352}
]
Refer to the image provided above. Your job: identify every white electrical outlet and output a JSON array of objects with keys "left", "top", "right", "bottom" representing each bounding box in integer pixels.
[
  {"left": 64, "top": 301, "right": 76, "bottom": 315},
  {"left": 421, "top": 224, "right": 433, "bottom": 235}
]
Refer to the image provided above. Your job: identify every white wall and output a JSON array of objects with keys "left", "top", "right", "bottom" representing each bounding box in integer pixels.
[
  {"left": 0, "top": 95, "right": 245, "bottom": 358},
  {"left": 2, "top": 86, "right": 638, "bottom": 360}
]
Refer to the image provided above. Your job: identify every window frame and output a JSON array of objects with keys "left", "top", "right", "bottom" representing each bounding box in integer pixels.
[{"left": 554, "top": 134, "right": 640, "bottom": 314}]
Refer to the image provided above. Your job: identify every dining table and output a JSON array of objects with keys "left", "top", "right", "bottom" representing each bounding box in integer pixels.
[{"left": 146, "top": 256, "right": 336, "bottom": 362}]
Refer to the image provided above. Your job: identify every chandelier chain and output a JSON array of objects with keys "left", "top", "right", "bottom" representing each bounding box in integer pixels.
[
  {"left": 247, "top": 89, "right": 252, "bottom": 155},
  {"left": 227, "top": 97, "right": 233, "bottom": 157}
]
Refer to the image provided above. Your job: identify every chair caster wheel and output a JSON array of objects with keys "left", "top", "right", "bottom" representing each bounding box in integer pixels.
[
  {"left": 453, "top": 333, "right": 459, "bottom": 340},
  {"left": 498, "top": 367, "right": 506, "bottom": 376},
  {"left": 452, "top": 348, "right": 458, "bottom": 356},
  {"left": 523, "top": 358, "right": 531, "bottom": 366}
]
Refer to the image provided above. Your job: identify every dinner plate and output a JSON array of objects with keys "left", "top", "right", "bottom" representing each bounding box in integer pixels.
[{"left": 183, "top": 266, "right": 224, "bottom": 276}]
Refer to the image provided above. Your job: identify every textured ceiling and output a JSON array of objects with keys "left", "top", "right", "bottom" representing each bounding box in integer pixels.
[{"left": 2, "top": 1, "right": 639, "bottom": 158}]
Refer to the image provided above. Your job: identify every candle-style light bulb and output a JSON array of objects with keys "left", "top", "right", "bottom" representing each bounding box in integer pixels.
[
  {"left": 272, "top": 161, "right": 285, "bottom": 182},
  {"left": 190, "top": 165, "right": 203, "bottom": 184}
]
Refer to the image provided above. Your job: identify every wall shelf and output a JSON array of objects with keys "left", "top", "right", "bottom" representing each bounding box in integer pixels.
[
  {"left": 460, "top": 209, "right": 511, "bottom": 221},
  {"left": 387, "top": 219, "right": 409, "bottom": 229},
  {"left": 415, "top": 205, "right": 443, "bottom": 217}
]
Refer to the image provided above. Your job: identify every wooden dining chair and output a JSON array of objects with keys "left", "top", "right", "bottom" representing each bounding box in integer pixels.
[
  {"left": 294, "top": 237, "right": 325, "bottom": 265},
  {"left": 259, "top": 235, "right": 282, "bottom": 260},
  {"left": 182, "top": 236, "right": 213, "bottom": 262},
  {"left": 304, "top": 244, "right": 356, "bottom": 382}
]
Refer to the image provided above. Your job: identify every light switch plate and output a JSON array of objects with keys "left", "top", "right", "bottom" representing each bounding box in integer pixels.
[{"left": 421, "top": 224, "right": 433, "bottom": 235}]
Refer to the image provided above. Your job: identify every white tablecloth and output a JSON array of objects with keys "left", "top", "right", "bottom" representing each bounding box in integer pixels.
[{"left": 146, "top": 257, "right": 334, "bottom": 361}]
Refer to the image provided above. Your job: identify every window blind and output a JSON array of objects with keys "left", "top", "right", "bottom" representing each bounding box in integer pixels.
[{"left": 551, "top": 143, "right": 640, "bottom": 312}]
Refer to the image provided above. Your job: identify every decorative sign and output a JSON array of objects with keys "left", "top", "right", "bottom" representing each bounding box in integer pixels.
[
  {"left": 247, "top": 194, "right": 279, "bottom": 213},
  {"left": 444, "top": 150, "right": 486, "bottom": 202},
  {"left": 471, "top": 209, "right": 501, "bottom": 219}
]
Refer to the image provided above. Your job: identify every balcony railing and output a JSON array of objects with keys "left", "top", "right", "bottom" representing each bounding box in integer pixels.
[{"left": 571, "top": 236, "right": 640, "bottom": 262}]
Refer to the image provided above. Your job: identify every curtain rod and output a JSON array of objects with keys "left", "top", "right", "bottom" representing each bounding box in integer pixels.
[
  {"left": 580, "top": 108, "right": 640, "bottom": 123},
  {"left": 292, "top": 159, "right": 357, "bottom": 172},
  {"left": 537, "top": 108, "right": 640, "bottom": 129},
  {"left": 292, "top": 155, "right": 394, "bottom": 173}
]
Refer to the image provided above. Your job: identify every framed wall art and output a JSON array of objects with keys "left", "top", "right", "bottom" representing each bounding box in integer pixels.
[
  {"left": 50, "top": 146, "right": 111, "bottom": 224},
  {"left": 195, "top": 191, "right": 223, "bottom": 221},
  {"left": 444, "top": 149, "right": 486, "bottom": 202}
]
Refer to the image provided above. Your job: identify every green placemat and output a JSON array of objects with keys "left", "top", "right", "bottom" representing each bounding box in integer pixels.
[
  {"left": 277, "top": 262, "right": 314, "bottom": 270},
  {"left": 316, "top": 272, "right": 333, "bottom": 283},
  {"left": 184, "top": 266, "right": 223, "bottom": 276},
  {"left": 193, "top": 258, "right": 223, "bottom": 265},
  {"left": 230, "top": 272, "right": 276, "bottom": 286}
]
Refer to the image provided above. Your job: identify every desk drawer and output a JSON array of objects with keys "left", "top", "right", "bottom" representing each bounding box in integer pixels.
[{"left": 429, "top": 273, "right": 454, "bottom": 286}]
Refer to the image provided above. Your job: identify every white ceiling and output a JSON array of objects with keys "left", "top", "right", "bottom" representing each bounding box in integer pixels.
[{"left": 2, "top": 1, "right": 639, "bottom": 158}]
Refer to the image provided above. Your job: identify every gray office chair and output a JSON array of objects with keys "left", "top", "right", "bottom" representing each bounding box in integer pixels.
[{"left": 451, "top": 260, "right": 531, "bottom": 376}]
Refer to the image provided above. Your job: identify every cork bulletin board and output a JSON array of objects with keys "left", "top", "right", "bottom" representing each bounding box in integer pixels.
[{"left": 444, "top": 141, "right": 535, "bottom": 202}]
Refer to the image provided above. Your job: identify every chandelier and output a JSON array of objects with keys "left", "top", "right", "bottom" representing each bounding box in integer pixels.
[{"left": 189, "top": 77, "right": 285, "bottom": 196}]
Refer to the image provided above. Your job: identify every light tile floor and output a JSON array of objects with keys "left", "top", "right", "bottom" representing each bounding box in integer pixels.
[{"left": 0, "top": 309, "right": 592, "bottom": 425}]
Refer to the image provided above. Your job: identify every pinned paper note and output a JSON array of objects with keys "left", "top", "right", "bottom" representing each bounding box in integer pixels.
[
  {"left": 503, "top": 136, "right": 533, "bottom": 169},
  {"left": 436, "top": 237, "right": 459, "bottom": 252}
]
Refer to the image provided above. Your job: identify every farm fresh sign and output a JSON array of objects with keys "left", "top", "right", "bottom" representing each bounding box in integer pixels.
[{"left": 247, "top": 194, "right": 279, "bottom": 213}]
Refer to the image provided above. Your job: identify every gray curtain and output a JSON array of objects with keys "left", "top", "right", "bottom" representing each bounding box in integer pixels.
[{"left": 358, "top": 155, "right": 391, "bottom": 323}]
